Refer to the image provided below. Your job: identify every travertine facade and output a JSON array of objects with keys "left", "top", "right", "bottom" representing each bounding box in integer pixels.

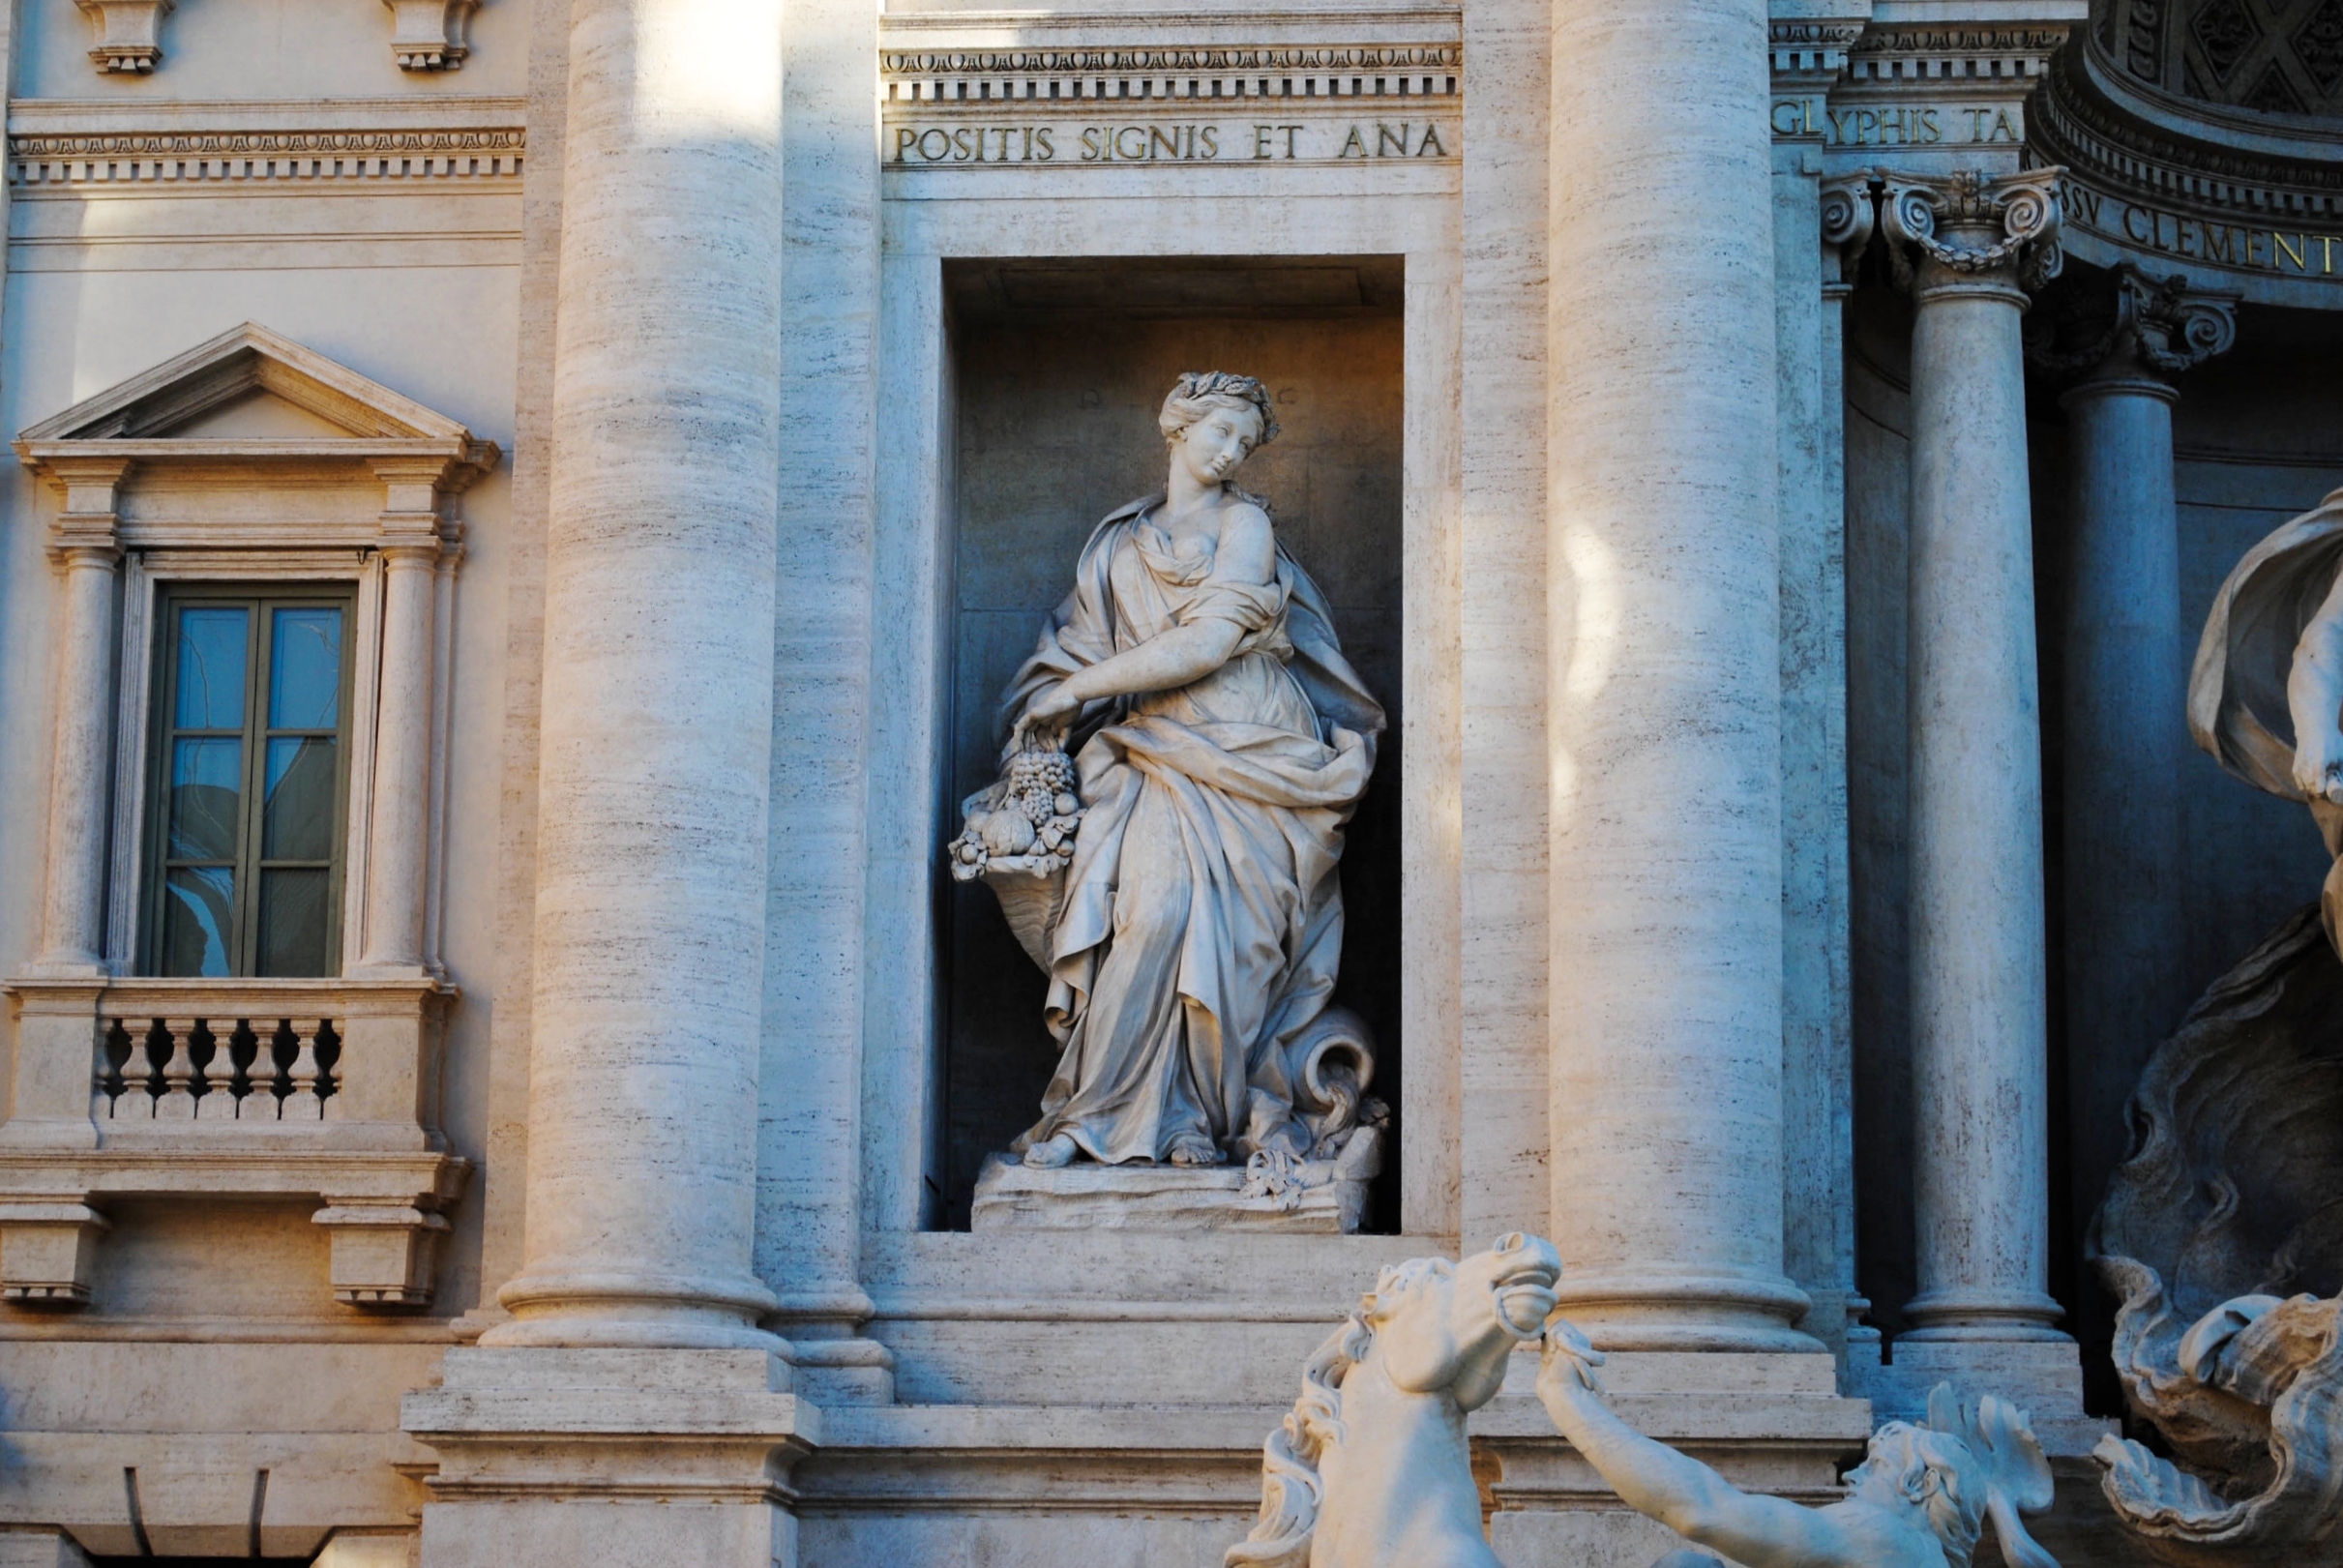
[{"left": 0, "top": 0, "right": 2339, "bottom": 1561}]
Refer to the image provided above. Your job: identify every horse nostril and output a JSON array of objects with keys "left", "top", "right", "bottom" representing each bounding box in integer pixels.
[{"left": 1495, "top": 1231, "right": 1525, "bottom": 1252}]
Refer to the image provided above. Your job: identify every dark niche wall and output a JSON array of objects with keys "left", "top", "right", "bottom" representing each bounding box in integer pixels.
[{"left": 937, "top": 256, "right": 1405, "bottom": 1229}]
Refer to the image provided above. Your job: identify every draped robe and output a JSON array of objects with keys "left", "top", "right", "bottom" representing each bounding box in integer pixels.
[{"left": 1000, "top": 496, "right": 1383, "bottom": 1164}]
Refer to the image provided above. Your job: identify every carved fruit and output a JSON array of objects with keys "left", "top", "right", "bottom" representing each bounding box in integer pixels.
[{"left": 980, "top": 810, "right": 1036, "bottom": 856}]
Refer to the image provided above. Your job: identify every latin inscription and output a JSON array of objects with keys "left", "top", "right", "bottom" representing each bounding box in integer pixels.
[
  {"left": 1770, "top": 99, "right": 2023, "bottom": 147},
  {"left": 2066, "top": 184, "right": 2343, "bottom": 281},
  {"left": 887, "top": 119, "right": 1452, "bottom": 164}
]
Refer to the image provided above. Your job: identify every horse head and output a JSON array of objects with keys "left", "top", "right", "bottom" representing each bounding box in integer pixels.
[{"left": 1365, "top": 1231, "right": 1563, "bottom": 1412}]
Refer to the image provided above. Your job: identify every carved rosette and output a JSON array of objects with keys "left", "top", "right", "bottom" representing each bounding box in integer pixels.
[{"left": 1879, "top": 167, "right": 2067, "bottom": 295}]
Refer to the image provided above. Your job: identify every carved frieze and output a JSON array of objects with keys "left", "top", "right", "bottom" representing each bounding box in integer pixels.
[
  {"left": 877, "top": 22, "right": 1461, "bottom": 170},
  {"left": 9, "top": 122, "right": 524, "bottom": 191}
]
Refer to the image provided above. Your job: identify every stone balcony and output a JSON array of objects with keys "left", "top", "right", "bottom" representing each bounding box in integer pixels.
[{"left": 0, "top": 975, "right": 469, "bottom": 1310}]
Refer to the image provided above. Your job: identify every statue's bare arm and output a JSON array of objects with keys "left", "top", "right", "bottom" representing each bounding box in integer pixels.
[
  {"left": 1537, "top": 1346, "right": 1870, "bottom": 1568},
  {"left": 1020, "top": 506, "right": 1275, "bottom": 730},
  {"left": 2290, "top": 568, "right": 2343, "bottom": 802}
]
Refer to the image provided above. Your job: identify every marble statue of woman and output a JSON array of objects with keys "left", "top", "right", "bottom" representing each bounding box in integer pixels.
[
  {"left": 989, "top": 371, "right": 1383, "bottom": 1169},
  {"left": 2192, "top": 486, "right": 2343, "bottom": 953}
]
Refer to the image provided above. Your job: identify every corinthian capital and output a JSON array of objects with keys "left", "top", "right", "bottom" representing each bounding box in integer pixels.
[
  {"left": 2027, "top": 263, "right": 2239, "bottom": 380},
  {"left": 1879, "top": 167, "right": 2065, "bottom": 294}
]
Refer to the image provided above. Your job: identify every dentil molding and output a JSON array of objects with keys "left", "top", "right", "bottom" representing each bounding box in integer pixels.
[{"left": 7, "top": 100, "right": 524, "bottom": 191}]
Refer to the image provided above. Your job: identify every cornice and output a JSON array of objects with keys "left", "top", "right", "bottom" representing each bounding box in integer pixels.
[
  {"left": 879, "top": 43, "right": 1459, "bottom": 74},
  {"left": 2032, "top": 40, "right": 2343, "bottom": 214},
  {"left": 5, "top": 97, "right": 524, "bottom": 190}
]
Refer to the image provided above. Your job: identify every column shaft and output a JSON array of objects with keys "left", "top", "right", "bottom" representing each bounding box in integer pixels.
[
  {"left": 359, "top": 548, "right": 438, "bottom": 974},
  {"left": 486, "top": 0, "right": 786, "bottom": 1347},
  {"left": 1545, "top": 0, "right": 1810, "bottom": 1350},
  {"left": 1903, "top": 233, "right": 2063, "bottom": 1341},
  {"left": 38, "top": 548, "right": 120, "bottom": 973},
  {"left": 2061, "top": 364, "right": 2189, "bottom": 1239}
]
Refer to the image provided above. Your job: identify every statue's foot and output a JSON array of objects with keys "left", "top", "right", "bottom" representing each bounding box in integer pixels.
[
  {"left": 1022, "top": 1133, "right": 1079, "bottom": 1169},
  {"left": 1167, "top": 1135, "right": 1225, "bottom": 1167}
]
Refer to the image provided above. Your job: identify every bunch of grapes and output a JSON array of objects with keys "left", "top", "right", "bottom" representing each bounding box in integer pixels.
[{"left": 1007, "top": 746, "right": 1080, "bottom": 824}]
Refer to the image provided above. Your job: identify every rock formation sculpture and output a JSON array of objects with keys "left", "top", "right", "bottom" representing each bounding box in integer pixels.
[
  {"left": 957, "top": 370, "right": 1385, "bottom": 1173},
  {"left": 2091, "top": 902, "right": 2343, "bottom": 1565}
]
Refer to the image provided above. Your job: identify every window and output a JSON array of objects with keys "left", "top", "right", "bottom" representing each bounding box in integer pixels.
[{"left": 145, "top": 589, "right": 354, "bottom": 978}]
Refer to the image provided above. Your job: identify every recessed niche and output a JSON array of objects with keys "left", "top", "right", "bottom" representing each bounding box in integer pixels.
[{"left": 937, "top": 254, "right": 1405, "bottom": 1229}]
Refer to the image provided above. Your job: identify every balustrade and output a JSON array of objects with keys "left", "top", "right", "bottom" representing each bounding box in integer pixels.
[{"left": 95, "top": 1014, "right": 341, "bottom": 1123}]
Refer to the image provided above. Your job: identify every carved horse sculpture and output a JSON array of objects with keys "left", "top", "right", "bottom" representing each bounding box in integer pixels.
[
  {"left": 1234, "top": 1234, "right": 2063, "bottom": 1568},
  {"left": 1227, "top": 1232, "right": 1562, "bottom": 1568}
]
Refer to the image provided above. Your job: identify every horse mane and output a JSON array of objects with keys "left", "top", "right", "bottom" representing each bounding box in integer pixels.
[
  {"left": 1225, "top": 1310, "right": 1374, "bottom": 1568},
  {"left": 1228, "top": 1258, "right": 1450, "bottom": 1568}
]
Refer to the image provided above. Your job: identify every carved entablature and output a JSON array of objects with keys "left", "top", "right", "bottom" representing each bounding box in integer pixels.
[
  {"left": 1770, "top": 14, "right": 2085, "bottom": 161},
  {"left": 875, "top": 14, "right": 1461, "bottom": 170},
  {"left": 2032, "top": 35, "right": 2343, "bottom": 306}
]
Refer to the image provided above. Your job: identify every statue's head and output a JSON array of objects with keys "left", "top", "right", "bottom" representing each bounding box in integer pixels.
[
  {"left": 1363, "top": 1231, "right": 1561, "bottom": 1411},
  {"left": 1845, "top": 1385, "right": 2059, "bottom": 1568},
  {"left": 1159, "top": 370, "right": 1276, "bottom": 486}
]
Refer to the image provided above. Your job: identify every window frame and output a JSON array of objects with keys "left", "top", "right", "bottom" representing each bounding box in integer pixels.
[
  {"left": 140, "top": 581, "right": 360, "bottom": 979},
  {"left": 105, "top": 551, "right": 393, "bottom": 981}
]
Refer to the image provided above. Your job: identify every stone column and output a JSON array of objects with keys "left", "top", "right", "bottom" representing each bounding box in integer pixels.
[
  {"left": 482, "top": 0, "right": 786, "bottom": 1352},
  {"left": 2046, "top": 266, "right": 2236, "bottom": 1297},
  {"left": 31, "top": 461, "right": 127, "bottom": 977},
  {"left": 1881, "top": 169, "right": 2069, "bottom": 1346},
  {"left": 357, "top": 462, "right": 451, "bottom": 977},
  {"left": 1545, "top": 0, "right": 1813, "bottom": 1351}
]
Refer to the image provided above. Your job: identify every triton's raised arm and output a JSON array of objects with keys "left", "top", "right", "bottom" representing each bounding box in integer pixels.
[{"left": 1534, "top": 1335, "right": 1870, "bottom": 1568}]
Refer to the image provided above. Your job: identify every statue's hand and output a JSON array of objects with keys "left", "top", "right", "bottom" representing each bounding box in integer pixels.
[
  {"left": 2295, "top": 733, "right": 2343, "bottom": 804},
  {"left": 1537, "top": 1317, "right": 1607, "bottom": 1404},
  {"left": 1016, "top": 684, "right": 1082, "bottom": 748}
]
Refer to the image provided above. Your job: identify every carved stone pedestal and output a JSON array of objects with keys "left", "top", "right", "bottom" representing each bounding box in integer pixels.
[
  {"left": 403, "top": 1348, "right": 817, "bottom": 1568},
  {"left": 971, "top": 1130, "right": 1381, "bottom": 1233}
]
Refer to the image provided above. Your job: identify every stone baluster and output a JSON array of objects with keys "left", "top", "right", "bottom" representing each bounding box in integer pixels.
[
  {"left": 282, "top": 1020, "right": 327, "bottom": 1120},
  {"left": 30, "top": 460, "right": 128, "bottom": 978},
  {"left": 479, "top": 0, "right": 786, "bottom": 1351},
  {"left": 2031, "top": 266, "right": 2238, "bottom": 1254},
  {"left": 194, "top": 1019, "right": 237, "bottom": 1119},
  {"left": 92, "top": 1020, "right": 124, "bottom": 1120},
  {"left": 1544, "top": 0, "right": 1815, "bottom": 1350},
  {"left": 115, "top": 1021, "right": 161, "bottom": 1118},
  {"left": 154, "top": 1017, "right": 199, "bottom": 1120},
  {"left": 241, "top": 1022, "right": 282, "bottom": 1121},
  {"left": 1879, "top": 167, "right": 2070, "bottom": 1346}
]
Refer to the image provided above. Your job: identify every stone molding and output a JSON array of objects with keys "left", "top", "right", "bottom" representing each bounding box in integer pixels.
[
  {"left": 7, "top": 101, "right": 526, "bottom": 190},
  {"left": 1878, "top": 165, "right": 2066, "bottom": 289},
  {"left": 1844, "top": 23, "right": 2078, "bottom": 87}
]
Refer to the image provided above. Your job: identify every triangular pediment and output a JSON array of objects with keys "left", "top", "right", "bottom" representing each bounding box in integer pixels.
[{"left": 17, "top": 321, "right": 472, "bottom": 444}]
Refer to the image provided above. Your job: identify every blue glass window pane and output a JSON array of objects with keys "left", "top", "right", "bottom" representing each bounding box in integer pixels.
[
  {"left": 167, "top": 737, "right": 243, "bottom": 862},
  {"left": 257, "top": 868, "right": 332, "bottom": 977},
  {"left": 268, "top": 608, "right": 341, "bottom": 729},
  {"left": 161, "top": 866, "right": 235, "bottom": 977},
  {"left": 263, "top": 736, "right": 337, "bottom": 860},
  {"left": 173, "top": 607, "right": 249, "bottom": 729}
]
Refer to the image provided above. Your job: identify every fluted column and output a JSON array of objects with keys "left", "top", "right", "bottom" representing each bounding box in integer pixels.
[
  {"left": 2046, "top": 267, "right": 2236, "bottom": 1286},
  {"left": 484, "top": 0, "right": 786, "bottom": 1348},
  {"left": 1545, "top": 0, "right": 1813, "bottom": 1351},
  {"left": 32, "top": 461, "right": 127, "bottom": 978},
  {"left": 1883, "top": 168, "right": 2069, "bottom": 1344}
]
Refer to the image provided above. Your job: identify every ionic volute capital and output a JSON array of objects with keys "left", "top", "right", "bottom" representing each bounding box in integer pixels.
[
  {"left": 1820, "top": 169, "right": 1878, "bottom": 294},
  {"left": 1879, "top": 166, "right": 2066, "bottom": 295},
  {"left": 2025, "top": 262, "right": 2239, "bottom": 383}
]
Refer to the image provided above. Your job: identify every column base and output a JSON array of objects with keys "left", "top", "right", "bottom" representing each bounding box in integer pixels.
[
  {"left": 1549, "top": 1268, "right": 1824, "bottom": 1353},
  {"left": 1860, "top": 1337, "right": 2110, "bottom": 1458},
  {"left": 403, "top": 1347, "right": 820, "bottom": 1568},
  {"left": 1900, "top": 1285, "right": 2068, "bottom": 1342}
]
